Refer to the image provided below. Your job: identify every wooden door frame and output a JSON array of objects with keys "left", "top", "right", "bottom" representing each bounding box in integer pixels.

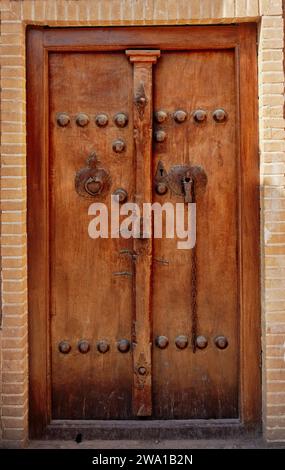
[{"left": 27, "top": 24, "right": 261, "bottom": 439}]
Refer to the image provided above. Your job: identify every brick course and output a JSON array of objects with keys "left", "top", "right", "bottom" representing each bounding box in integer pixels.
[{"left": 0, "top": 0, "right": 284, "bottom": 446}]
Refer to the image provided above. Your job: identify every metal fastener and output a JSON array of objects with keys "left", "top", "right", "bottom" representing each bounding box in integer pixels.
[
  {"left": 113, "top": 188, "right": 128, "bottom": 203},
  {"left": 196, "top": 335, "right": 208, "bottom": 349},
  {"left": 155, "top": 182, "right": 168, "bottom": 195},
  {"left": 112, "top": 139, "right": 126, "bottom": 153},
  {"left": 193, "top": 109, "right": 207, "bottom": 123},
  {"left": 56, "top": 113, "right": 70, "bottom": 127},
  {"left": 76, "top": 113, "right": 89, "bottom": 127},
  {"left": 117, "top": 339, "right": 130, "bottom": 353},
  {"left": 114, "top": 113, "right": 128, "bottom": 128},
  {"left": 138, "top": 366, "right": 147, "bottom": 375},
  {"left": 78, "top": 340, "right": 90, "bottom": 354},
  {"left": 155, "top": 110, "right": 167, "bottom": 123},
  {"left": 215, "top": 335, "right": 228, "bottom": 349},
  {"left": 155, "top": 336, "right": 169, "bottom": 349},
  {"left": 97, "top": 340, "right": 110, "bottom": 353},
  {"left": 138, "top": 96, "right": 146, "bottom": 105},
  {"left": 155, "top": 130, "right": 167, "bottom": 143},
  {"left": 213, "top": 109, "right": 227, "bottom": 123},
  {"left": 95, "top": 113, "right": 108, "bottom": 127},
  {"left": 58, "top": 341, "right": 71, "bottom": 354},
  {"left": 174, "top": 110, "right": 187, "bottom": 123},
  {"left": 175, "top": 335, "right": 188, "bottom": 349}
]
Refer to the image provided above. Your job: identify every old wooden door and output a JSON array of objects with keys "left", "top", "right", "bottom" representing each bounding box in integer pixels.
[{"left": 28, "top": 25, "right": 260, "bottom": 437}]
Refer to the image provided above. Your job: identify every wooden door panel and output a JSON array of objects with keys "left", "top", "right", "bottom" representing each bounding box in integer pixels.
[
  {"left": 152, "top": 50, "right": 238, "bottom": 418},
  {"left": 27, "top": 25, "right": 260, "bottom": 437},
  {"left": 49, "top": 52, "right": 134, "bottom": 418}
]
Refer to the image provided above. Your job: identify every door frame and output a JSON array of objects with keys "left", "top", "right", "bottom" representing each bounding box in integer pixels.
[{"left": 27, "top": 24, "right": 261, "bottom": 438}]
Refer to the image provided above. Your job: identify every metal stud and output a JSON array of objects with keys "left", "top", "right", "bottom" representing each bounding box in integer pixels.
[
  {"left": 117, "top": 339, "right": 131, "bottom": 353},
  {"left": 155, "top": 182, "right": 168, "bottom": 195},
  {"left": 114, "top": 113, "right": 128, "bottom": 128},
  {"left": 155, "top": 335, "right": 169, "bottom": 349},
  {"left": 112, "top": 139, "right": 126, "bottom": 153},
  {"left": 113, "top": 188, "right": 128, "bottom": 203},
  {"left": 193, "top": 109, "right": 207, "bottom": 123},
  {"left": 76, "top": 113, "right": 89, "bottom": 127},
  {"left": 56, "top": 113, "right": 70, "bottom": 127},
  {"left": 58, "top": 341, "right": 71, "bottom": 354},
  {"left": 78, "top": 340, "right": 90, "bottom": 354},
  {"left": 95, "top": 113, "right": 108, "bottom": 127},
  {"left": 138, "top": 366, "right": 147, "bottom": 375},
  {"left": 174, "top": 110, "right": 187, "bottom": 123},
  {"left": 175, "top": 335, "right": 188, "bottom": 349},
  {"left": 155, "top": 130, "right": 167, "bottom": 143},
  {"left": 97, "top": 340, "right": 110, "bottom": 353},
  {"left": 134, "top": 82, "right": 148, "bottom": 119},
  {"left": 137, "top": 96, "right": 146, "bottom": 105},
  {"left": 155, "top": 110, "right": 167, "bottom": 123},
  {"left": 213, "top": 109, "right": 227, "bottom": 123},
  {"left": 215, "top": 335, "right": 228, "bottom": 349},
  {"left": 196, "top": 335, "right": 208, "bottom": 349}
]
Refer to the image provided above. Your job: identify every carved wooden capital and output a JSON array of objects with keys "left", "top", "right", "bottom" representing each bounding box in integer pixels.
[{"left": 125, "top": 49, "right": 160, "bottom": 63}]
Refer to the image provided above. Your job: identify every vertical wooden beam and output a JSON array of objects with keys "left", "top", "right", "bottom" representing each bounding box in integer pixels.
[
  {"left": 27, "top": 28, "right": 50, "bottom": 437},
  {"left": 126, "top": 50, "right": 160, "bottom": 416},
  {"left": 238, "top": 24, "right": 261, "bottom": 428}
]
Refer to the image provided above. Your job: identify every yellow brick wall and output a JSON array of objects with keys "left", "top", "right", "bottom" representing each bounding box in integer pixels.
[{"left": 0, "top": 0, "right": 284, "bottom": 446}]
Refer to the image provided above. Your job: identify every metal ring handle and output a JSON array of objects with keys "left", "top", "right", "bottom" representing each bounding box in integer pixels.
[{"left": 84, "top": 176, "right": 103, "bottom": 197}]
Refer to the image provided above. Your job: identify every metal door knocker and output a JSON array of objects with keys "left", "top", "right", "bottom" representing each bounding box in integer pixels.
[
  {"left": 154, "top": 161, "right": 207, "bottom": 203},
  {"left": 154, "top": 160, "right": 207, "bottom": 354},
  {"left": 75, "top": 152, "right": 111, "bottom": 199}
]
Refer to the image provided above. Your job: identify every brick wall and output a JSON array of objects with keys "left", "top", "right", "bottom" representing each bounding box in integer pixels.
[
  {"left": 0, "top": 0, "right": 284, "bottom": 447},
  {"left": 258, "top": 1, "right": 285, "bottom": 442}
]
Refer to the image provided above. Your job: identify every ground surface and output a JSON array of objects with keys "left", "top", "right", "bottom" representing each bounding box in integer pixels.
[{"left": 28, "top": 439, "right": 285, "bottom": 449}]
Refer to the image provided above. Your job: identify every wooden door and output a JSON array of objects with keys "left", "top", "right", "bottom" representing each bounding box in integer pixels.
[
  {"left": 152, "top": 50, "right": 238, "bottom": 418},
  {"left": 27, "top": 25, "right": 260, "bottom": 437},
  {"left": 49, "top": 52, "right": 135, "bottom": 419}
]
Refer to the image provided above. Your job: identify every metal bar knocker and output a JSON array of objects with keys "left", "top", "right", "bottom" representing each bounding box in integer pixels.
[
  {"left": 154, "top": 161, "right": 207, "bottom": 353},
  {"left": 182, "top": 171, "right": 198, "bottom": 353}
]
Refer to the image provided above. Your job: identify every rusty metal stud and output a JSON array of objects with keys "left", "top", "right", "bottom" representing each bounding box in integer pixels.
[
  {"left": 117, "top": 339, "right": 130, "bottom": 353},
  {"left": 114, "top": 113, "right": 128, "bottom": 128},
  {"left": 155, "top": 110, "right": 167, "bottom": 123},
  {"left": 134, "top": 82, "right": 148, "bottom": 119},
  {"left": 138, "top": 96, "right": 146, "bottom": 105},
  {"left": 155, "top": 130, "right": 167, "bottom": 143},
  {"left": 215, "top": 335, "right": 228, "bottom": 350},
  {"left": 138, "top": 366, "right": 147, "bottom": 375},
  {"left": 155, "top": 182, "right": 168, "bottom": 195},
  {"left": 174, "top": 110, "right": 187, "bottom": 123},
  {"left": 97, "top": 340, "right": 110, "bottom": 354},
  {"left": 175, "top": 335, "right": 188, "bottom": 349},
  {"left": 113, "top": 188, "right": 128, "bottom": 203},
  {"left": 194, "top": 109, "right": 207, "bottom": 123},
  {"left": 58, "top": 341, "right": 71, "bottom": 354},
  {"left": 196, "top": 335, "right": 208, "bottom": 349},
  {"left": 76, "top": 113, "right": 89, "bottom": 127},
  {"left": 155, "top": 335, "right": 169, "bottom": 349},
  {"left": 95, "top": 113, "right": 108, "bottom": 127},
  {"left": 112, "top": 139, "right": 126, "bottom": 153},
  {"left": 56, "top": 113, "right": 70, "bottom": 127},
  {"left": 213, "top": 109, "right": 227, "bottom": 123},
  {"left": 78, "top": 340, "right": 90, "bottom": 354}
]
